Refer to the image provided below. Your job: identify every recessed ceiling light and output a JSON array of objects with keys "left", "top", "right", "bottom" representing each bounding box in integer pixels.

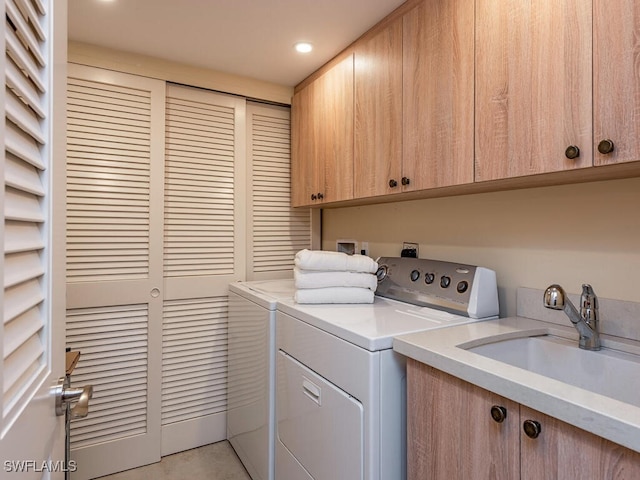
[{"left": 294, "top": 42, "right": 313, "bottom": 54}]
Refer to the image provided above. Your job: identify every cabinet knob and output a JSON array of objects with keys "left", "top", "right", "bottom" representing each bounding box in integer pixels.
[
  {"left": 401, "top": 177, "right": 410, "bottom": 186},
  {"left": 523, "top": 419, "right": 541, "bottom": 439},
  {"left": 389, "top": 179, "right": 398, "bottom": 188},
  {"left": 317, "top": 192, "right": 324, "bottom": 200},
  {"left": 598, "top": 139, "right": 615, "bottom": 155},
  {"left": 311, "top": 194, "right": 317, "bottom": 201},
  {"left": 490, "top": 405, "right": 507, "bottom": 423},
  {"left": 565, "top": 145, "right": 580, "bottom": 160}
]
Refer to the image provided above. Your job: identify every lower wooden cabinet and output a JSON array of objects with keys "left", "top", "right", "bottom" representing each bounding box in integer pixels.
[{"left": 407, "top": 359, "right": 640, "bottom": 480}]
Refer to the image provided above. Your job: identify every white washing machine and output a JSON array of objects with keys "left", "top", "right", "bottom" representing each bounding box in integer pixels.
[
  {"left": 275, "top": 257, "right": 499, "bottom": 480},
  {"left": 227, "top": 279, "right": 296, "bottom": 480}
]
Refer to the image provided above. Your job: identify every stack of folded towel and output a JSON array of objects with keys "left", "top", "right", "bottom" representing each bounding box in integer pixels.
[{"left": 293, "top": 249, "right": 379, "bottom": 304}]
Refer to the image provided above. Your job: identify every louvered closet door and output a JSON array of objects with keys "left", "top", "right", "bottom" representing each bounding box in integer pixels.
[
  {"left": 161, "top": 84, "right": 246, "bottom": 455},
  {"left": 247, "top": 102, "right": 310, "bottom": 280},
  {"left": 65, "top": 64, "right": 166, "bottom": 480}
]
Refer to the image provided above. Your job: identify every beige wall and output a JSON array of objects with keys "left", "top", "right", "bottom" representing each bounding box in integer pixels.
[
  {"left": 68, "top": 41, "right": 294, "bottom": 105},
  {"left": 322, "top": 177, "right": 640, "bottom": 317}
]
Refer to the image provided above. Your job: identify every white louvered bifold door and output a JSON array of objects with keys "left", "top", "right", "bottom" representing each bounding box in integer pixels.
[
  {"left": 161, "top": 84, "right": 246, "bottom": 455},
  {"left": 246, "top": 102, "right": 310, "bottom": 280},
  {"left": 1, "top": 0, "right": 67, "bottom": 469},
  {"left": 65, "top": 64, "right": 165, "bottom": 480}
]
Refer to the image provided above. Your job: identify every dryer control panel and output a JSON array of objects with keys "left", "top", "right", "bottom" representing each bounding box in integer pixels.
[{"left": 375, "top": 257, "right": 499, "bottom": 319}]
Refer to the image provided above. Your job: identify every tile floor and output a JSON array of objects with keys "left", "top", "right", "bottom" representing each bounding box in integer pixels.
[{"left": 96, "top": 441, "right": 251, "bottom": 480}]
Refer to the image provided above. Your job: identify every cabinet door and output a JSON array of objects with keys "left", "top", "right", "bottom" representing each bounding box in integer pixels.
[
  {"left": 291, "top": 56, "right": 353, "bottom": 206},
  {"left": 593, "top": 0, "right": 640, "bottom": 166},
  {"left": 291, "top": 83, "right": 322, "bottom": 207},
  {"left": 318, "top": 54, "right": 354, "bottom": 204},
  {"left": 520, "top": 406, "right": 640, "bottom": 479},
  {"left": 475, "top": 0, "right": 592, "bottom": 181},
  {"left": 403, "top": 0, "right": 474, "bottom": 190},
  {"left": 407, "top": 360, "right": 519, "bottom": 480},
  {"left": 354, "top": 18, "right": 403, "bottom": 199}
]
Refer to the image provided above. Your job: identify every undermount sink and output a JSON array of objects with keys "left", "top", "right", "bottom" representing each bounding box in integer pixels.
[{"left": 463, "top": 333, "right": 640, "bottom": 408}]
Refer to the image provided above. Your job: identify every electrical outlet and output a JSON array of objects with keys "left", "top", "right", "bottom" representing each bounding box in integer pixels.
[
  {"left": 360, "top": 242, "right": 369, "bottom": 256},
  {"left": 401, "top": 242, "right": 418, "bottom": 258},
  {"left": 337, "top": 239, "right": 357, "bottom": 255}
]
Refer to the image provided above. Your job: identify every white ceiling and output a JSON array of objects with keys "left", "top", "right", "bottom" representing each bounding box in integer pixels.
[{"left": 67, "top": 0, "right": 406, "bottom": 87}]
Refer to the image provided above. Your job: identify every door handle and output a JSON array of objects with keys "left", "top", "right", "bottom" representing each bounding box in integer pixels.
[{"left": 53, "top": 377, "right": 94, "bottom": 418}]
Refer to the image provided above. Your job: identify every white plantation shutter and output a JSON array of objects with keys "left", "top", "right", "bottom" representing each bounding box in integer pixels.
[
  {"left": 2, "top": 0, "right": 50, "bottom": 428},
  {"left": 247, "top": 103, "right": 310, "bottom": 279},
  {"left": 66, "top": 304, "right": 149, "bottom": 449},
  {"left": 67, "top": 77, "right": 152, "bottom": 282},
  {"left": 161, "top": 297, "right": 229, "bottom": 424},
  {"left": 164, "top": 88, "right": 238, "bottom": 277}
]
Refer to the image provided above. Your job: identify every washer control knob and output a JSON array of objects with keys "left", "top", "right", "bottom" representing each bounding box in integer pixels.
[
  {"left": 425, "top": 273, "right": 436, "bottom": 285},
  {"left": 410, "top": 270, "right": 420, "bottom": 282},
  {"left": 456, "top": 281, "right": 469, "bottom": 294},
  {"left": 440, "top": 276, "right": 451, "bottom": 288}
]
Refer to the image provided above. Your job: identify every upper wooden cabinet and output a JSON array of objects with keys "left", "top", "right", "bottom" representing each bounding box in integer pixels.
[
  {"left": 291, "top": 55, "right": 354, "bottom": 207},
  {"left": 353, "top": 18, "right": 403, "bottom": 199},
  {"left": 291, "top": 0, "right": 640, "bottom": 207},
  {"left": 593, "top": 0, "right": 640, "bottom": 166},
  {"left": 402, "top": 0, "right": 475, "bottom": 191},
  {"left": 475, "top": 0, "right": 593, "bottom": 181},
  {"left": 291, "top": 82, "right": 319, "bottom": 207}
]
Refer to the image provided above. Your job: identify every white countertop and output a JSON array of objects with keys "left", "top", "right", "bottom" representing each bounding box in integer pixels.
[
  {"left": 393, "top": 316, "right": 640, "bottom": 454},
  {"left": 276, "top": 296, "right": 488, "bottom": 351}
]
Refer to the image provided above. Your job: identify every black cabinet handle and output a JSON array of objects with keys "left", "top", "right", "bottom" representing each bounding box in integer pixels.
[
  {"left": 317, "top": 192, "right": 324, "bottom": 200},
  {"left": 565, "top": 145, "right": 580, "bottom": 159},
  {"left": 401, "top": 177, "right": 410, "bottom": 186},
  {"left": 311, "top": 194, "right": 317, "bottom": 201},
  {"left": 490, "top": 405, "right": 507, "bottom": 423},
  {"left": 598, "top": 139, "right": 615, "bottom": 155},
  {"left": 523, "top": 420, "right": 541, "bottom": 439},
  {"left": 389, "top": 179, "right": 398, "bottom": 188}
]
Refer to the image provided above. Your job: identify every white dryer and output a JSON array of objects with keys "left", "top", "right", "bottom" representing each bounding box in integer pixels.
[
  {"left": 275, "top": 257, "right": 500, "bottom": 480},
  {"left": 227, "top": 279, "right": 295, "bottom": 480}
]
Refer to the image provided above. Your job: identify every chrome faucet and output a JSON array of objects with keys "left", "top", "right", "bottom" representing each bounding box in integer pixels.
[{"left": 543, "top": 284, "right": 601, "bottom": 350}]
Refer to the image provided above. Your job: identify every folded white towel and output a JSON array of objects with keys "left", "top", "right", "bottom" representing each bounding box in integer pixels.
[
  {"left": 294, "top": 267, "right": 378, "bottom": 291},
  {"left": 294, "top": 249, "right": 378, "bottom": 273},
  {"left": 294, "top": 287, "right": 375, "bottom": 304}
]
